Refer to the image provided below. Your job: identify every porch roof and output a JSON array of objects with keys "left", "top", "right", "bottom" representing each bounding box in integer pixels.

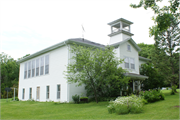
[{"left": 124, "top": 73, "right": 148, "bottom": 80}]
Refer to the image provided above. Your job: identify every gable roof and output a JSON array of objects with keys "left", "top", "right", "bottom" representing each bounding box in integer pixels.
[
  {"left": 17, "top": 38, "right": 147, "bottom": 63},
  {"left": 110, "top": 38, "right": 141, "bottom": 51},
  {"left": 108, "top": 18, "right": 133, "bottom": 26},
  {"left": 17, "top": 38, "right": 105, "bottom": 63}
]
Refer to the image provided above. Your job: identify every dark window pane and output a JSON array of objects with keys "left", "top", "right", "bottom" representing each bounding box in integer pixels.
[
  {"left": 24, "top": 71, "right": 27, "bottom": 79},
  {"left": 125, "top": 63, "right": 129, "bottom": 68},
  {"left": 45, "top": 65, "right": 49, "bottom": 74},
  {"left": 36, "top": 67, "right": 39, "bottom": 76},
  {"left": 32, "top": 69, "right": 35, "bottom": 77},
  {"left": 131, "top": 64, "right": 135, "bottom": 69},
  {"left": 57, "top": 85, "right": 60, "bottom": 99},
  {"left": 40, "top": 66, "right": 44, "bottom": 75}
]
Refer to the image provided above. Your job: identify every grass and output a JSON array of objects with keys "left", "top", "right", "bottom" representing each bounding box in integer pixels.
[{"left": 1, "top": 89, "right": 179, "bottom": 119}]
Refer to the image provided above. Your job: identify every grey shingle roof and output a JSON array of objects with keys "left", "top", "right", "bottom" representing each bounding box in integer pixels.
[{"left": 69, "top": 38, "right": 105, "bottom": 48}]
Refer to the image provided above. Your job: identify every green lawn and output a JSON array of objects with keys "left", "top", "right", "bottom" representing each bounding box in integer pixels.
[{"left": 1, "top": 89, "right": 180, "bottom": 119}]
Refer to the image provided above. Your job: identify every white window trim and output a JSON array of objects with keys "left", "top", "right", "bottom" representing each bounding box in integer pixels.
[
  {"left": 57, "top": 84, "right": 61, "bottom": 99},
  {"left": 46, "top": 85, "right": 50, "bottom": 99},
  {"left": 124, "top": 56, "right": 135, "bottom": 70},
  {"left": 127, "top": 44, "right": 131, "bottom": 52},
  {"left": 23, "top": 54, "right": 50, "bottom": 80},
  {"left": 31, "top": 60, "right": 35, "bottom": 77},
  {"left": 130, "top": 57, "right": 135, "bottom": 70},
  {"left": 22, "top": 88, "right": 25, "bottom": 99},
  {"left": 29, "top": 87, "right": 32, "bottom": 99},
  {"left": 45, "top": 55, "right": 49, "bottom": 75},
  {"left": 24, "top": 63, "right": 27, "bottom": 79}
]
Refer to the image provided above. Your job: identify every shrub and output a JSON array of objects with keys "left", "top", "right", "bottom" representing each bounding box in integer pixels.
[
  {"left": 72, "top": 94, "right": 79, "bottom": 104},
  {"left": 11, "top": 97, "right": 19, "bottom": 101},
  {"left": 129, "top": 104, "right": 143, "bottom": 113},
  {"left": 140, "top": 90, "right": 165, "bottom": 102},
  {"left": 107, "top": 95, "right": 144, "bottom": 114},
  {"left": 80, "top": 97, "right": 88, "bottom": 103},
  {"left": 159, "top": 92, "right": 165, "bottom": 100},
  {"left": 142, "top": 99, "right": 148, "bottom": 104},
  {"left": 107, "top": 104, "right": 115, "bottom": 114},
  {"left": 171, "top": 85, "right": 177, "bottom": 95},
  {"left": 166, "top": 87, "right": 168, "bottom": 90},
  {"left": 115, "top": 104, "right": 129, "bottom": 114}
]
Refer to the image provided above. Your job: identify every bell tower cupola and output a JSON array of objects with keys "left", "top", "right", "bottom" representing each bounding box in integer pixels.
[{"left": 108, "top": 18, "right": 134, "bottom": 45}]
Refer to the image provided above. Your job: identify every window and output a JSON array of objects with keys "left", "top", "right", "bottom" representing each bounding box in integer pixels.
[
  {"left": 127, "top": 45, "right": 131, "bottom": 51},
  {"left": 36, "top": 59, "right": 39, "bottom": 76},
  {"left": 124, "top": 57, "right": 135, "bottom": 69},
  {"left": 130, "top": 58, "right": 135, "bottom": 69},
  {"left": 40, "top": 57, "right": 44, "bottom": 75},
  {"left": 22, "top": 88, "right": 25, "bottom": 99},
  {"left": 29, "top": 88, "right": 32, "bottom": 99},
  {"left": 57, "top": 84, "right": 61, "bottom": 99},
  {"left": 28, "top": 61, "right": 31, "bottom": 78},
  {"left": 36, "top": 87, "right": 40, "bottom": 100},
  {"left": 32, "top": 60, "right": 35, "bottom": 77},
  {"left": 46, "top": 86, "right": 49, "bottom": 99},
  {"left": 24, "top": 63, "right": 27, "bottom": 79},
  {"left": 125, "top": 57, "right": 129, "bottom": 68},
  {"left": 135, "top": 81, "right": 139, "bottom": 90},
  {"left": 45, "top": 55, "right": 49, "bottom": 74}
]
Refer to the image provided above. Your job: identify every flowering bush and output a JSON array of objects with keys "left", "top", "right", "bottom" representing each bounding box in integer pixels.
[
  {"left": 107, "top": 95, "right": 144, "bottom": 114},
  {"left": 140, "top": 90, "right": 165, "bottom": 103}
]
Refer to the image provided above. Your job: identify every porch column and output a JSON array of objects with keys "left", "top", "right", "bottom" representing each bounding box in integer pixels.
[{"left": 133, "top": 80, "right": 135, "bottom": 92}]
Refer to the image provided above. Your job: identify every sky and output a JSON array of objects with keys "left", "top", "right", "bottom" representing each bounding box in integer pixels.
[{"left": 0, "top": 0, "right": 169, "bottom": 60}]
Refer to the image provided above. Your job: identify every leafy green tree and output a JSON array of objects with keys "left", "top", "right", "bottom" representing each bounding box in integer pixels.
[
  {"left": 137, "top": 43, "right": 155, "bottom": 59},
  {"left": 130, "top": 0, "right": 180, "bottom": 89},
  {"left": 130, "top": 0, "right": 180, "bottom": 30},
  {"left": 17, "top": 54, "right": 30, "bottom": 60},
  {"left": 0, "top": 52, "right": 20, "bottom": 98},
  {"left": 140, "top": 63, "right": 165, "bottom": 90},
  {"left": 65, "top": 44, "right": 130, "bottom": 103}
]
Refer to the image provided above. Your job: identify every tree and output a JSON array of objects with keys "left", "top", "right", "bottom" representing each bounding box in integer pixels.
[
  {"left": 0, "top": 52, "right": 20, "bottom": 98},
  {"left": 65, "top": 44, "right": 130, "bottom": 103},
  {"left": 17, "top": 54, "right": 31, "bottom": 60},
  {"left": 130, "top": 0, "right": 180, "bottom": 89},
  {"left": 130, "top": 0, "right": 180, "bottom": 30},
  {"left": 137, "top": 43, "right": 155, "bottom": 59},
  {"left": 140, "top": 63, "right": 165, "bottom": 90}
]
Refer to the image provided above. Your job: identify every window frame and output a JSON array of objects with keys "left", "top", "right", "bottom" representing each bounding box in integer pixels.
[
  {"left": 40, "top": 56, "right": 44, "bottom": 76},
  {"left": 124, "top": 56, "right": 135, "bottom": 70},
  {"left": 22, "top": 88, "right": 25, "bottom": 99},
  {"left": 24, "top": 63, "right": 27, "bottom": 79},
  {"left": 46, "top": 85, "right": 50, "bottom": 99},
  {"left": 57, "top": 84, "right": 61, "bottom": 99},
  {"left": 32, "top": 60, "right": 35, "bottom": 77},
  {"left": 36, "top": 58, "right": 40, "bottom": 76},
  {"left": 130, "top": 58, "right": 135, "bottom": 69},
  {"left": 127, "top": 44, "right": 131, "bottom": 51},
  {"left": 28, "top": 61, "right": 31, "bottom": 78},
  {"left": 29, "top": 88, "right": 32, "bottom": 99},
  {"left": 23, "top": 54, "right": 50, "bottom": 79},
  {"left": 45, "top": 55, "right": 49, "bottom": 75}
]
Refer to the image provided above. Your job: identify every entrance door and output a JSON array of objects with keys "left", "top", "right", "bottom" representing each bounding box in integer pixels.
[{"left": 36, "top": 87, "right": 40, "bottom": 101}]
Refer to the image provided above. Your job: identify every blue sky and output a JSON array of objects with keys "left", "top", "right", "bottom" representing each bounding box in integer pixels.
[{"left": 0, "top": 0, "right": 169, "bottom": 60}]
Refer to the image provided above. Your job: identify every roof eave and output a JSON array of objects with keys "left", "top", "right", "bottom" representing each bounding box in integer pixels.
[
  {"left": 17, "top": 39, "right": 105, "bottom": 63},
  {"left": 139, "top": 56, "right": 151, "bottom": 61},
  {"left": 107, "top": 18, "right": 133, "bottom": 26}
]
